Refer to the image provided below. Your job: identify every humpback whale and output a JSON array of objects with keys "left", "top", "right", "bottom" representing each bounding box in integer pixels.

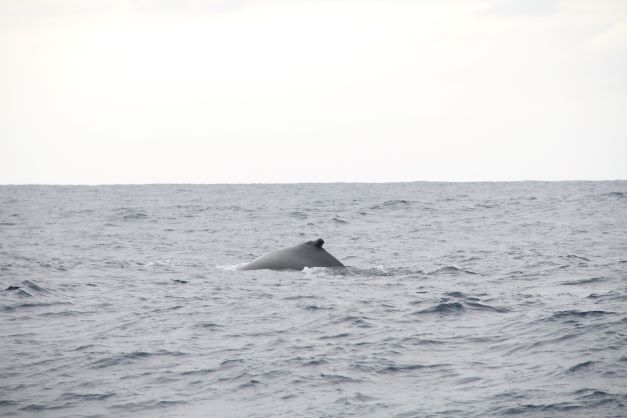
[{"left": 239, "top": 239, "right": 344, "bottom": 271}]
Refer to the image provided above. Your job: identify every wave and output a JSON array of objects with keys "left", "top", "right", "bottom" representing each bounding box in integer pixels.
[
  {"left": 548, "top": 310, "right": 612, "bottom": 320},
  {"left": 428, "top": 265, "right": 478, "bottom": 275},
  {"left": 369, "top": 200, "right": 413, "bottom": 209},
  {"left": 112, "top": 207, "right": 148, "bottom": 220},
  {"left": 566, "top": 360, "right": 596, "bottom": 373},
  {"left": 90, "top": 350, "right": 186, "bottom": 369},
  {"left": 561, "top": 277, "right": 607, "bottom": 286},
  {"left": 413, "top": 302, "right": 465, "bottom": 315},
  {"left": 413, "top": 300, "right": 510, "bottom": 316},
  {"left": 602, "top": 191, "right": 626, "bottom": 198}
]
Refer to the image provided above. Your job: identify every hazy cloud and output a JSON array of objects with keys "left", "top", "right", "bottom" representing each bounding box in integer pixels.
[
  {"left": 484, "top": 0, "right": 560, "bottom": 16},
  {"left": 1, "top": 0, "right": 625, "bottom": 183}
]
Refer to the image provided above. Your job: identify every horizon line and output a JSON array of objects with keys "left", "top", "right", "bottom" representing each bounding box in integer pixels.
[{"left": 1, "top": 179, "right": 625, "bottom": 187}]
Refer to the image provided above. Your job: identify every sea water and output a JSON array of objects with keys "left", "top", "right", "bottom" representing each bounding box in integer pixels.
[{"left": 1, "top": 182, "right": 626, "bottom": 417}]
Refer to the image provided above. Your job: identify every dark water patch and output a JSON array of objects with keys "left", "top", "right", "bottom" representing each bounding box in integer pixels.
[
  {"left": 173, "top": 279, "right": 188, "bottom": 284},
  {"left": 561, "top": 276, "right": 607, "bottom": 285}
]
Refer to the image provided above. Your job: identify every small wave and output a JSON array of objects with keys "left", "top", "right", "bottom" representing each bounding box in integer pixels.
[
  {"left": 283, "top": 295, "right": 318, "bottom": 300},
  {"left": 603, "top": 191, "right": 626, "bottom": 198},
  {"left": 22, "top": 280, "right": 52, "bottom": 294},
  {"left": 238, "top": 379, "right": 260, "bottom": 389},
  {"left": 400, "top": 337, "right": 446, "bottom": 345},
  {"left": 194, "top": 322, "right": 223, "bottom": 329},
  {"left": 464, "top": 301, "right": 510, "bottom": 313},
  {"left": 500, "top": 402, "right": 583, "bottom": 415},
  {"left": 566, "top": 360, "right": 596, "bottom": 373},
  {"left": 370, "top": 199, "right": 412, "bottom": 210},
  {"left": 290, "top": 211, "right": 308, "bottom": 219},
  {"left": 319, "top": 373, "right": 359, "bottom": 383},
  {"left": 413, "top": 301, "right": 509, "bottom": 315},
  {"left": 90, "top": 350, "right": 185, "bottom": 369},
  {"left": 3, "top": 286, "right": 32, "bottom": 297},
  {"left": 456, "top": 376, "right": 482, "bottom": 384},
  {"left": 561, "top": 277, "right": 607, "bottom": 286},
  {"left": 304, "top": 304, "right": 332, "bottom": 311},
  {"left": 378, "top": 363, "right": 431, "bottom": 373},
  {"left": 332, "top": 216, "right": 348, "bottom": 224},
  {"left": 302, "top": 358, "right": 328, "bottom": 366},
  {"left": 319, "top": 332, "right": 350, "bottom": 340},
  {"left": 548, "top": 310, "right": 612, "bottom": 320},
  {"left": 59, "top": 392, "right": 116, "bottom": 401},
  {"left": 428, "top": 265, "right": 478, "bottom": 275},
  {"left": 113, "top": 208, "right": 148, "bottom": 220},
  {"left": 2, "top": 301, "right": 72, "bottom": 312},
  {"left": 181, "top": 367, "right": 215, "bottom": 376},
  {"left": 413, "top": 302, "right": 465, "bottom": 315},
  {"left": 586, "top": 291, "right": 627, "bottom": 301}
]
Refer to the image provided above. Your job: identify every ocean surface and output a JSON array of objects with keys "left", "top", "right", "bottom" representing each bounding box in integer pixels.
[{"left": 1, "top": 182, "right": 626, "bottom": 417}]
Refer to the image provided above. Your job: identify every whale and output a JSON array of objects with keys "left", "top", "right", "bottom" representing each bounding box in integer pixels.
[{"left": 239, "top": 238, "right": 344, "bottom": 271}]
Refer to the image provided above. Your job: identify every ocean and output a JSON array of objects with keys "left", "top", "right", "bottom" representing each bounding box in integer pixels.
[{"left": 1, "top": 182, "right": 626, "bottom": 417}]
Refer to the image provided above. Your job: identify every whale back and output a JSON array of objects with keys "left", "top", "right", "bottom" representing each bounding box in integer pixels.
[{"left": 240, "top": 239, "right": 344, "bottom": 271}]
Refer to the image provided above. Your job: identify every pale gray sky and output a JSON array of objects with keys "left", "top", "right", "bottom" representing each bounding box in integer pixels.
[{"left": 1, "top": 0, "right": 626, "bottom": 184}]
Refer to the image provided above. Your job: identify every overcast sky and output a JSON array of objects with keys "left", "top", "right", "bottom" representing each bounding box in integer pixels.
[{"left": 1, "top": 0, "right": 625, "bottom": 184}]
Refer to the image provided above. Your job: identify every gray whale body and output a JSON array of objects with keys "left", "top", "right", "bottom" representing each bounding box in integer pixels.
[{"left": 240, "top": 239, "right": 344, "bottom": 271}]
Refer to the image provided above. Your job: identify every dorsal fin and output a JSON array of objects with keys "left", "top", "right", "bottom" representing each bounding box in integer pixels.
[{"left": 306, "top": 238, "right": 324, "bottom": 248}]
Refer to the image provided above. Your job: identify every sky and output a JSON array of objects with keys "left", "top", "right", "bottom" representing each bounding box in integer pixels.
[{"left": 0, "top": 0, "right": 626, "bottom": 184}]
